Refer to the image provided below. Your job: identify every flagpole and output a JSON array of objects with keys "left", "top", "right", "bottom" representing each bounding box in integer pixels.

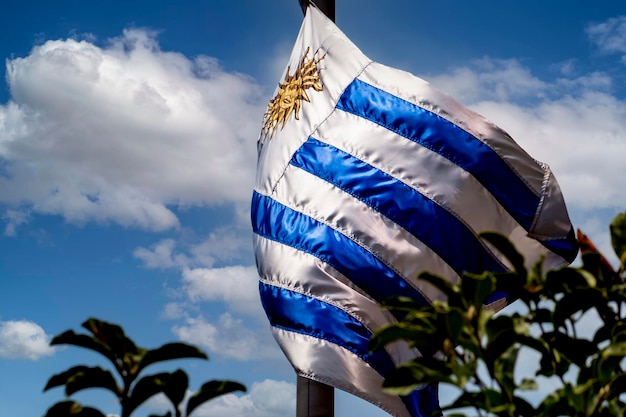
[{"left": 294, "top": 2, "right": 336, "bottom": 414}]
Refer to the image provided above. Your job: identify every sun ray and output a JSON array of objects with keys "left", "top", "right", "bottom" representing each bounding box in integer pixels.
[{"left": 261, "top": 47, "right": 326, "bottom": 141}]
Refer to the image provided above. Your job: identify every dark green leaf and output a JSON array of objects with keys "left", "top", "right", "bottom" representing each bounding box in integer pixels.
[
  {"left": 460, "top": 272, "right": 495, "bottom": 309},
  {"left": 608, "top": 373, "right": 626, "bottom": 400},
  {"left": 138, "top": 342, "right": 208, "bottom": 374},
  {"left": 126, "top": 372, "right": 170, "bottom": 416},
  {"left": 480, "top": 232, "right": 526, "bottom": 275},
  {"left": 444, "top": 308, "right": 465, "bottom": 344},
  {"left": 370, "top": 323, "right": 438, "bottom": 353},
  {"left": 417, "top": 272, "right": 461, "bottom": 304},
  {"left": 65, "top": 367, "right": 121, "bottom": 397},
  {"left": 187, "top": 380, "right": 246, "bottom": 416},
  {"left": 44, "top": 366, "right": 91, "bottom": 391},
  {"left": 44, "top": 401, "right": 107, "bottom": 417},
  {"left": 552, "top": 289, "right": 603, "bottom": 328},
  {"left": 82, "top": 318, "right": 140, "bottom": 358},
  {"left": 50, "top": 331, "right": 116, "bottom": 364},
  {"left": 162, "top": 369, "right": 189, "bottom": 408}
]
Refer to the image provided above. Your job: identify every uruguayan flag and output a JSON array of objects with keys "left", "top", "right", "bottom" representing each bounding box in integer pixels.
[{"left": 252, "top": 5, "right": 577, "bottom": 417}]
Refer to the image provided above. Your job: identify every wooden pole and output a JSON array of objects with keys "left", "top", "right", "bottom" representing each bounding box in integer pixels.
[{"left": 294, "top": 2, "right": 336, "bottom": 414}]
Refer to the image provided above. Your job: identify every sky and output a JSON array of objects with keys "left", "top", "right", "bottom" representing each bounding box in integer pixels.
[{"left": 1, "top": 0, "right": 626, "bottom": 416}]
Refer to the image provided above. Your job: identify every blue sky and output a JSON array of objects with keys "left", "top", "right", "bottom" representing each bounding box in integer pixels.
[{"left": 1, "top": 1, "right": 626, "bottom": 416}]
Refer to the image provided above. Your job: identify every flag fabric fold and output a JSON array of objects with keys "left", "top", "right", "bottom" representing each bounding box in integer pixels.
[{"left": 252, "top": 5, "right": 577, "bottom": 417}]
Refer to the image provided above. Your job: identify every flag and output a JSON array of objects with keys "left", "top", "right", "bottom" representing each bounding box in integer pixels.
[{"left": 251, "top": 5, "right": 578, "bottom": 417}]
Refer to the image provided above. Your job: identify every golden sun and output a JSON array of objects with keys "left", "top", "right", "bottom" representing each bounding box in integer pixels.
[{"left": 261, "top": 47, "right": 326, "bottom": 141}]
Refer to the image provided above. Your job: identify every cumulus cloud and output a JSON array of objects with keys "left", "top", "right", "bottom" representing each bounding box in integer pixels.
[
  {"left": 182, "top": 265, "right": 261, "bottom": 315},
  {"left": 172, "top": 314, "right": 279, "bottom": 361},
  {"left": 428, "top": 58, "right": 626, "bottom": 215},
  {"left": 135, "top": 227, "right": 253, "bottom": 270},
  {"left": 192, "top": 379, "right": 296, "bottom": 417},
  {"left": 586, "top": 16, "right": 626, "bottom": 62},
  {"left": 0, "top": 319, "right": 55, "bottom": 360},
  {"left": 0, "top": 29, "right": 262, "bottom": 232},
  {"left": 133, "top": 238, "right": 191, "bottom": 269},
  {"left": 142, "top": 379, "right": 295, "bottom": 417}
]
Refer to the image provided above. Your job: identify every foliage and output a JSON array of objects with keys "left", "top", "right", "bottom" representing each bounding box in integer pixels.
[
  {"left": 43, "top": 318, "right": 246, "bottom": 417},
  {"left": 371, "top": 212, "right": 626, "bottom": 417}
]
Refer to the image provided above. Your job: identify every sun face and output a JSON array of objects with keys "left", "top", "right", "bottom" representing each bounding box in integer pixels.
[{"left": 261, "top": 47, "right": 326, "bottom": 141}]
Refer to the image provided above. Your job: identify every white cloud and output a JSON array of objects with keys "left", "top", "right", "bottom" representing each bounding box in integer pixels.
[
  {"left": 2, "top": 209, "right": 29, "bottom": 236},
  {"left": 172, "top": 314, "right": 280, "bottom": 361},
  {"left": 133, "top": 238, "right": 191, "bottom": 269},
  {"left": 192, "top": 379, "right": 296, "bottom": 417},
  {"left": 428, "top": 58, "right": 546, "bottom": 104},
  {"left": 0, "top": 29, "right": 262, "bottom": 232},
  {"left": 141, "top": 379, "right": 295, "bottom": 417},
  {"left": 428, "top": 58, "right": 626, "bottom": 216},
  {"left": 0, "top": 319, "right": 55, "bottom": 360},
  {"left": 586, "top": 16, "right": 626, "bottom": 62},
  {"left": 182, "top": 265, "right": 261, "bottom": 316},
  {"left": 135, "top": 227, "right": 253, "bottom": 270}
]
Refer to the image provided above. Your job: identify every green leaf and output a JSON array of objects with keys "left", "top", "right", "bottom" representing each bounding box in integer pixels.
[
  {"left": 444, "top": 308, "right": 465, "bottom": 344},
  {"left": 82, "top": 318, "right": 140, "bottom": 357},
  {"left": 610, "top": 212, "right": 626, "bottom": 267},
  {"left": 50, "top": 331, "right": 116, "bottom": 364},
  {"left": 44, "top": 366, "right": 91, "bottom": 391},
  {"left": 44, "top": 401, "right": 107, "bottom": 417},
  {"left": 480, "top": 232, "right": 526, "bottom": 275},
  {"left": 552, "top": 289, "right": 603, "bottom": 328},
  {"left": 608, "top": 373, "right": 626, "bottom": 400},
  {"left": 187, "top": 380, "right": 246, "bottom": 416},
  {"left": 460, "top": 272, "right": 495, "bottom": 309},
  {"left": 518, "top": 378, "right": 538, "bottom": 391},
  {"left": 162, "top": 369, "right": 189, "bottom": 409},
  {"left": 138, "top": 342, "right": 208, "bottom": 374},
  {"left": 65, "top": 367, "right": 121, "bottom": 397},
  {"left": 125, "top": 372, "right": 170, "bottom": 416},
  {"left": 417, "top": 272, "right": 461, "bottom": 304},
  {"left": 370, "top": 322, "right": 438, "bottom": 353}
]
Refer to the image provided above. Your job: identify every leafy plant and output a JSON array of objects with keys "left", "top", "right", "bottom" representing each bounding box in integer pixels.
[
  {"left": 371, "top": 212, "right": 626, "bottom": 417},
  {"left": 43, "top": 318, "right": 246, "bottom": 417}
]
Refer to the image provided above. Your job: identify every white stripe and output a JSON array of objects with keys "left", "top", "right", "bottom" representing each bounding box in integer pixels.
[
  {"left": 255, "top": 234, "right": 419, "bottom": 365},
  {"left": 313, "top": 109, "right": 567, "bottom": 270},
  {"left": 359, "top": 63, "right": 573, "bottom": 243},
  {"left": 272, "top": 327, "right": 413, "bottom": 417},
  {"left": 255, "top": 6, "right": 371, "bottom": 196},
  {"left": 272, "top": 164, "right": 459, "bottom": 303}
]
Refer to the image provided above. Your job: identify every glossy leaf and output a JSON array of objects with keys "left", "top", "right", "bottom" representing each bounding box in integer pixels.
[
  {"left": 65, "top": 367, "right": 120, "bottom": 397},
  {"left": 460, "top": 272, "right": 495, "bottom": 309},
  {"left": 50, "top": 331, "right": 116, "bottom": 364},
  {"left": 138, "top": 342, "right": 208, "bottom": 374},
  {"left": 45, "top": 366, "right": 91, "bottom": 391},
  {"left": 125, "top": 372, "right": 169, "bottom": 416},
  {"left": 82, "top": 318, "right": 139, "bottom": 357},
  {"left": 162, "top": 369, "right": 189, "bottom": 408},
  {"left": 44, "top": 401, "right": 107, "bottom": 417},
  {"left": 186, "top": 380, "right": 246, "bottom": 416},
  {"left": 45, "top": 365, "right": 120, "bottom": 397},
  {"left": 480, "top": 231, "right": 526, "bottom": 275}
]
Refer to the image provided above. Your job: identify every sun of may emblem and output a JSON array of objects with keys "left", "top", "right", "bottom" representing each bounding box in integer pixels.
[{"left": 261, "top": 47, "right": 326, "bottom": 141}]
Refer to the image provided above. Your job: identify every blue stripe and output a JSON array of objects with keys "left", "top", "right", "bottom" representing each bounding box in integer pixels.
[
  {"left": 259, "top": 282, "right": 395, "bottom": 376},
  {"left": 290, "top": 138, "right": 505, "bottom": 275},
  {"left": 336, "top": 78, "right": 577, "bottom": 262},
  {"left": 251, "top": 191, "right": 430, "bottom": 306}
]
